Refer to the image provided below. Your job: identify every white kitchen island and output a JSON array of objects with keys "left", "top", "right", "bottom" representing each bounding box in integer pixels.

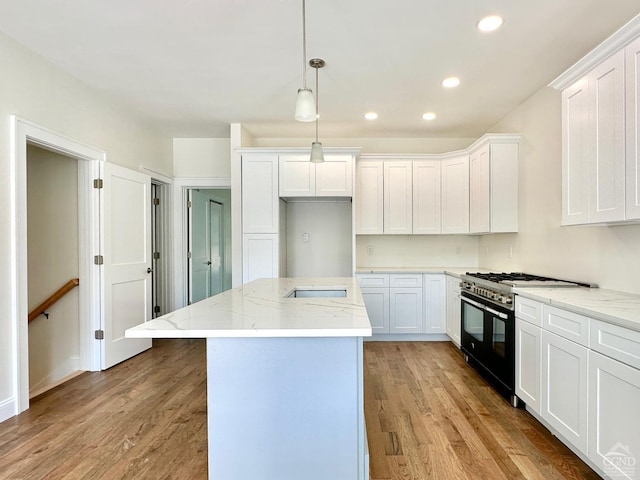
[{"left": 126, "top": 277, "right": 372, "bottom": 480}]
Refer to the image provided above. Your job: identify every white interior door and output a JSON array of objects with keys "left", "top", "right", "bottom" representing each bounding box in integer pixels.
[
  {"left": 189, "top": 190, "right": 211, "bottom": 304},
  {"left": 103, "top": 163, "right": 152, "bottom": 369}
]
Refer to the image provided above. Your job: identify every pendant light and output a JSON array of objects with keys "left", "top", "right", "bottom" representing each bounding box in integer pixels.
[
  {"left": 309, "top": 58, "right": 325, "bottom": 163},
  {"left": 295, "top": 0, "right": 315, "bottom": 122}
]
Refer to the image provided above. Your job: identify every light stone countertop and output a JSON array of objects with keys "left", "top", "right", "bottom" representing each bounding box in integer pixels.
[
  {"left": 514, "top": 287, "right": 640, "bottom": 333},
  {"left": 125, "top": 277, "right": 372, "bottom": 339},
  {"left": 355, "top": 267, "right": 495, "bottom": 277}
]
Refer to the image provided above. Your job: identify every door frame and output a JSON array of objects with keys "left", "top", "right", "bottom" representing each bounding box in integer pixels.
[
  {"left": 172, "top": 178, "right": 230, "bottom": 309},
  {"left": 9, "top": 116, "right": 103, "bottom": 415}
]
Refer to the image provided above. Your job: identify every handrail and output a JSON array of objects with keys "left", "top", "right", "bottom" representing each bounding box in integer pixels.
[{"left": 28, "top": 278, "right": 80, "bottom": 323}]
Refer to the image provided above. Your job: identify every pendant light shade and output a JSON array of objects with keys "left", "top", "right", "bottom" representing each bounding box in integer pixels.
[
  {"left": 310, "top": 141, "right": 324, "bottom": 163},
  {"left": 295, "top": 88, "right": 316, "bottom": 122}
]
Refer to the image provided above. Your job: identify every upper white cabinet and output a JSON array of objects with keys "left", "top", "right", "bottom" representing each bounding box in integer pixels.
[
  {"left": 441, "top": 155, "right": 470, "bottom": 234},
  {"left": 383, "top": 161, "right": 413, "bottom": 234},
  {"left": 469, "top": 142, "right": 519, "bottom": 234},
  {"left": 626, "top": 36, "right": 640, "bottom": 220},
  {"left": 413, "top": 161, "right": 441, "bottom": 234},
  {"left": 355, "top": 161, "right": 384, "bottom": 234},
  {"left": 553, "top": 25, "right": 640, "bottom": 225},
  {"left": 279, "top": 154, "right": 353, "bottom": 198},
  {"left": 242, "top": 154, "right": 280, "bottom": 233}
]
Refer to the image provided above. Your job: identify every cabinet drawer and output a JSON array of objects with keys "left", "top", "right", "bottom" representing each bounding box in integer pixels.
[
  {"left": 590, "top": 319, "right": 640, "bottom": 369},
  {"left": 390, "top": 274, "right": 423, "bottom": 288},
  {"left": 515, "top": 296, "right": 543, "bottom": 326},
  {"left": 542, "top": 305, "right": 590, "bottom": 347},
  {"left": 356, "top": 274, "right": 389, "bottom": 288}
]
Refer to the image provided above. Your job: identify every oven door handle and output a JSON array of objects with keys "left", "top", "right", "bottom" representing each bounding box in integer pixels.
[
  {"left": 486, "top": 306, "right": 508, "bottom": 319},
  {"left": 461, "top": 296, "right": 486, "bottom": 310}
]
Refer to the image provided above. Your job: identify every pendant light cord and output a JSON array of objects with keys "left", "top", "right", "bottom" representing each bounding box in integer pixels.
[
  {"left": 315, "top": 64, "right": 319, "bottom": 141},
  {"left": 302, "top": 0, "right": 307, "bottom": 89}
]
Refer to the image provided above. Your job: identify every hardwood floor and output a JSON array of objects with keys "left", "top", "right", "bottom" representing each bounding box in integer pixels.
[{"left": 0, "top": 340, "right": 600, "bottom": 479}]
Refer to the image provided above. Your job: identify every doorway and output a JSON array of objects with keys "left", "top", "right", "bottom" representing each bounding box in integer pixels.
[{"left": 187, "top": 188, "right": 232, "bottom": 304}]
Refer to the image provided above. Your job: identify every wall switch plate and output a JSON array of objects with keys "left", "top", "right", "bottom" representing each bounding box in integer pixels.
[
  {"left": 303, "top": 232, "right": 310, "bottom": 243},
  {"left": 367, "top": 245, "right": 374, "bottom": 255}
]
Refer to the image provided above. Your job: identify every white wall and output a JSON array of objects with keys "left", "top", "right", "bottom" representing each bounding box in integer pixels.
[
  {"left": 286, "top": 201, "right": 353, "bottom": 277},
  {"left": 0, "top": 31, "right": 171, "bottom": 417},
  {"left": 252, "top": 137, "right": 476, "bottom": 154},
  {"left": 356, "top": 235, "right": 479, "bottom": 268},
  {"left": 173, "top": 138, "right": 231, "bottom": 178},
  {"left": 27, "top": 146, "right": 80, "bottom": 395},
  {"left": 479, "top": 86, "right": 640, "bottom": 294}
]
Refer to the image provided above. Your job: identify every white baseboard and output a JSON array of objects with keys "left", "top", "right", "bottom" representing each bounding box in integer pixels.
[
  {"left": 29, "top": 356, "right": 81, "bottom": 398},
  {"left": 0, "top": 396, "right": 16, "bottom": 423}
]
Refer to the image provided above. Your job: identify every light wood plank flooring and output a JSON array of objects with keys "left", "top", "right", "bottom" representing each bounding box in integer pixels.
[{"left": 0, "top": 340, "right": 601, "bottom": 479}]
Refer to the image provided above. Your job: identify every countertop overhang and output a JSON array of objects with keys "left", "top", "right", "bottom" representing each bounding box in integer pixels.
[{"left": 126, "top": 277, "right": 372, "bottom": 339}]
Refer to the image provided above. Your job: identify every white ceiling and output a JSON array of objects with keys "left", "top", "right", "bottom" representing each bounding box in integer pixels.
[{"left": 0, "top": 1, "right": 638, "bottom": 139}]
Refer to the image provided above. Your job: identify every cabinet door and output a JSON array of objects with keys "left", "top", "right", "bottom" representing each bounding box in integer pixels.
[
  {"left": 279, "top": 155, "right": 315, "bottom": 197},
  {"left": 316, "top": 155, "right": 353, "bottom": 197},
  {"left": 562, "top": 78, "right": 590, "bottom": 226},
  {"left": 360, "top": 287, "right": 390, "bottom": 334},
  {"left": 542, "top": 330, "right": 589, "bottom": 454},
  {"left": 490, "top": 143, "right": 519, "bottom": 232},
  {"left": 515, "top": 319, "right": 541, "bottom": 414},
  {"left": 588, "top": 350, "right": 640, "bottom": 480},
  {"left": 424, "top": 275, "right": 446, "bottom": 334},
  {"left": 383, "top": 162, "right": 413, "bottom": 234},
  {"left": 242, "top": 154, "right": 279, "bottom": 233},
  {"left": 441, "top": 155, "right": 470, "bottom": 234},
  {"left": 355, "top": 161, "right": 384, "bottom": 234},
  {"left": 389, "top": 288, "right": 423, "bottom": 333},
  {"left": 445, "top": 276, "right": 461, "bottom": 347},
  {"left": 413, "top": 160, "right": 441, "bottom": 234},
  {"left": 242, "top": 234, "right": 280, "bottom": 284},
  {"left": 469, "top": 144, "right": 490, "bottom": 233},
  {"left": 588, "top": 50, "right": 625, "bottom": 223},
  {"left": 626, "top": 36, "right": 640, "bottom": 220}
]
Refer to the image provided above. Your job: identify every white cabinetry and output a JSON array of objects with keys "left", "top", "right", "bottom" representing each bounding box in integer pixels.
[
  {"left": 389, "top": 274, "right": 423, "bottom": 333},
  {"left": 279, "top": 154, "right": 353, "bottom": 197},
  {"left": 413, "top": 161, "right": 441, "bottom": 234},
  {"left": 424, "top": 274, "right": 446, "bottom": 333},
  {"left": 355, "top": 161, "right": 384, "bottom": 234},
  {"left": 469, "top": 142, "right": 519, "bottom": 233},
  {"left": 383, "top": 162, "right": 413, "bottom": 234},
  {"left": 441, "top": 155, "right": 470, "bottom": 234},
  {"left": 357, "top": 274, "right": 390, "bottom": 334},
  {"left": 542, "top": 329, "right": 589, "bottom": 454},
  {"left": 242, "top": 154, "right": 279, "bottom": 233},
  {"left": 445, "top": 275, "right": 461, "bottom": 346},
  {"left": 515, "top": 319, "right": 542, "bottom": 415},
  {"left": 242, "top": 234, "right": 281, "bottom": 283},
  {"left": 626, "top": 36, "right": 640, "bottom": 220}
]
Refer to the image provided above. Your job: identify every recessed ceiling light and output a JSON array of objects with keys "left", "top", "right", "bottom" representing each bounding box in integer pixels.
[
  {"left": 364, "top": 112, "right": 378, "bottom": 120},
  {"left": 477, "top": 15, "right": 504, "bottom": 32},
  {"left": 422, "top": 112, "right": 436, "bottom": 121},
  {"left": 442, "top": 77, "right": 461, "bottom": 88}
]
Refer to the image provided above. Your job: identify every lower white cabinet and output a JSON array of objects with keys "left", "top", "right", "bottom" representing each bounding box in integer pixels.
[
  {"left": 389, "top": 287, "right": 424, "bottom": 333},
  {"left": 424, "top": 275, "right": 446, "bottom": 334},
  {"left": 359, "top": 288, "right": 389, "bottom": 333},
  {"left": 515, "top": 318, "right": 542, "bottom": 414},
  {"left": 541, "top": 329, "right": 589, "bottom": 455},
  {"left": 242, "top": 234, "right": 283, "bottom": 284},
  {"left": 445, "top": 275, "right": 461, "bottom": 346},
  {"left": 588, "top": 350, "right": 640, "bottom": 479}
]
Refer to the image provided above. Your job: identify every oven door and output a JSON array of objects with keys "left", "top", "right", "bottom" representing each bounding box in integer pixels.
[{"left": 461, "top": 293, "right": 515, "bottom": 391}]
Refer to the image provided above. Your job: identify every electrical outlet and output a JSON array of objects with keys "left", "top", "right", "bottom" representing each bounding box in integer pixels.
[
  {"left": 455, "top": 246, "right": 461, "bottom": 255},
  {"left": 303, "top": 232, "right": 310, "bottom": 243},
  {"left": 509, "top": 246, "right": 513, "bottom": 258},
  {"left": 367, "top": 245, "right": 374, "bottom": 255}
]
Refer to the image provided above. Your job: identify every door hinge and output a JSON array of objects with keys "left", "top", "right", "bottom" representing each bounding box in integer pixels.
[
  {"left": 187, "top": 251, "right": 192, "bottom": 259},
  {"left": 154, "top": 305, "right": 161, "bottom": 314},
  {"left": 153, "top": 197, "right": 160, "bottom": 206},
  {"left": 95, "top": 329, "right": 104, "bottom": 340},
  {"left": 153, "top": 251, "right": 160, "bottom": 260},
  {"left": 187, "top": 200, "right": 192, "bottom": 208},
  {"left": 93, "top": 178, "right": 103, "bottom": 189},
  {"left": 94, "top": 255, "right": 104, "bottom": 265}
]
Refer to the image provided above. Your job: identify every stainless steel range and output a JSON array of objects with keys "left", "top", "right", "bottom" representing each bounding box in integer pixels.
[{"left": 459, "top": 272, "right": 591, "bottom": 407}]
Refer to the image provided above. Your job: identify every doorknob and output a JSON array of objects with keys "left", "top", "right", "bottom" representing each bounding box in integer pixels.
[
  {"left": 147, "top": 267, "right": 153, "bottom": 274},
  {"left": 206, "top": 261, "right": 212, "bottom": 265}
]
